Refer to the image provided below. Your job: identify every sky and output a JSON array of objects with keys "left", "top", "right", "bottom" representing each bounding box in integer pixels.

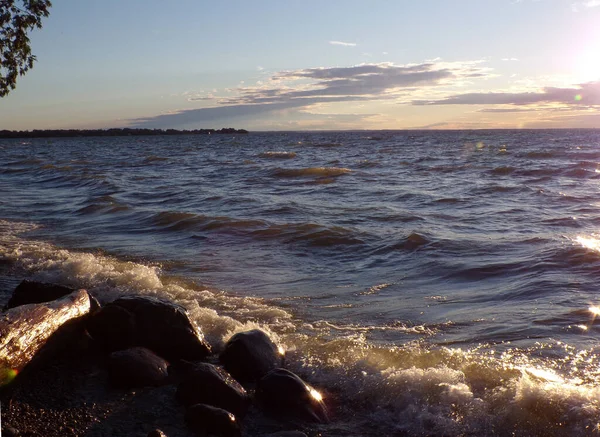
[{"left": 1, "top": 0, "right": 600, "bottom": 131}]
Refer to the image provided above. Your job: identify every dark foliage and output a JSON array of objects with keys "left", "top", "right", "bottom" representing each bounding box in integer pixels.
[
  {"left": 0, "top": 127, "right": 249, "bottom": 138},
  {"left": 0, "top": 0, "right": 51, "bottom": 97}
]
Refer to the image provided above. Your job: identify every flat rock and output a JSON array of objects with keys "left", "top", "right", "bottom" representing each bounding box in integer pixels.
[
  {"left": 108, "top": 347, "right": 169, "bottom": 388},
  {"left": 220, "top": 329, "right": 280, "bottom": 383},
  {"left": 5, "top": 280, "right": 76, "bottom": 309},
  {"left": 185, "top": 403, "right": 241, "bottom": 437},
  {"left": 176, "top": 363, "right": 250, "bottom": 418},
  {"left": 256, "top": 368, "right": 328, "bottom": 423}
]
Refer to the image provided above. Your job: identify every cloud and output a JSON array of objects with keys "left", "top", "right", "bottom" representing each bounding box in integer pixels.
[
  {"left": 329, "top": 40, "right": 357, "bottom": 47},
  {"left": 133, "top": 61, "right": 492, "bottom": 128},
  {"left": 412, "top": 81, "right": 600, "bottom": 106},
  {"left": 572, "top": 0, "right": 600, "bottom": 11}
]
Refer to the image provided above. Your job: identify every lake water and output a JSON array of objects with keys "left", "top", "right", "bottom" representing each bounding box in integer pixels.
[{"left": 2, "top": 130, "right": 600, "bottom": 436}]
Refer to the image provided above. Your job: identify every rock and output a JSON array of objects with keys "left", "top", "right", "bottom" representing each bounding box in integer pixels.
[
  {"left": 4, "top": 280, "right": 75, "bottom": 309},
  {"left": 176, "top": 363, "right": 250, "bottom": 418},
  {"left": 256, "top": 368, "right": 328, "bottom": 423},
  {"left": 185, "top": 403, "right": 241, "bottom": 437},
  {"left": 2, "top": 425, "right": 21, "bottom": 437},
  {"left": 113, "top": 296, "right": 211, "bottom": 360},
  {"left": 220, "top": 329, "right": 280, "bottom": 383},
  {"left": 86, "top": 303, "right": 137, "bottom": 351},
  {"left": 0, "top": 290, "right": 92, "bottom": 381},
  {"left": 147, "top": 429, "right": 168, "bottom": 437},
  {"left": 108, "top": 347, "right": 169, "bottom": 388}
]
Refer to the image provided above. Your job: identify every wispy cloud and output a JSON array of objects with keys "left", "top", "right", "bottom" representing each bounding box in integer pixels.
[
  {"left": 329, "top": 40, "right": 357, "bottom": 47},
  {"left": 572, "top": 0, "right": 600, "bottom": 11},
  {"left": 131, "top": 61, "right": 492, "bottom": 128},
  {"left": 412, "top": 81, "right": 600, "bottom": 106}
]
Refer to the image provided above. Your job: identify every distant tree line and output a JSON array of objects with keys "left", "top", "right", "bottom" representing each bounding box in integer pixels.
[{"left": 0, "top": 127, "right": 249, "bottom": 138}]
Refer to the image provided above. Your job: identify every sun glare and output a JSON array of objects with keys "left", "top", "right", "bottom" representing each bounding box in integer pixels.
[{"left": 573, "top": 46, "right": 600, "bottom": 83}]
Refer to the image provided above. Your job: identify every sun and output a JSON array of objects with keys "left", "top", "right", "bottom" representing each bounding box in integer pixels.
[{"left": 573, "top": 46, "right": 600, "bottom": 82}]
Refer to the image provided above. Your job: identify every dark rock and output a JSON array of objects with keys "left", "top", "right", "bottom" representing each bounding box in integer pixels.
[
  {"left": 86, "top": 303, "right": 136, "bottom": 351},
  {"left": 184, "top": 403, "right": 241, "bottom": 437},
  {"left": 220, "top": 329, "right": 280, "bottom": 383},
  {"left": 108, "top": 347, "right": 169, "bottom": 388},
  {"left": 147, "top": 429, "right": 168, "bottom": 437},
  {"left": 256, "top": 368, "right": 328, "bottom": 423},
  {"left": 0, "top": 290, "right": 92, "bottom": 377},
  {"left": 5, "top": 280, "right": 75, "bottom": 309},
  {"left": 2, "top": 425, "right": 21, "bottom": 437},
  {"left": 176, "top": 363, "right": 250, "bottom": 418},
  {"left": 113, "top": 296, "right": 211, "bottom": 360}
]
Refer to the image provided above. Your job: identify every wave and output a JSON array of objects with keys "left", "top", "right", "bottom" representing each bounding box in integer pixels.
[
  {"left": 271, "top": 167, "right": 351, "bottom": 178},
  {"left": 258, "top": 151, "right": 297, "bottom": 159},
  {"left": 1, "top": 219, "right": 599, "bottom": 436},
  {"left": 146, "top": 211, "right": 365, "bottom": 247}
]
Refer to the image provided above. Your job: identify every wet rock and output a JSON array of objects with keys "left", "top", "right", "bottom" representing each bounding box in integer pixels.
[
  {"left": 147, "top": 429, "right": 168, "bottom": 437},
  {"left": 113, "top": 296, "right": 211, "bottom": 360},
  {"left": 5, "top": 280, "right": 75, "bottom": 309},
  {"left": 185, "top": 403, "right": 241, "bottom": 437},
  {"left": 0, "top": 290, "right": 92, "bottom": 379},
  {"left": 256, "top": 368, "right": 328, "bottom": 423},
  {"left": 220, "top": 329, "right": 280, "bottom": 383},
  {"left": 86, "top": 304, "right": 136, "bottom": 351},
  {"left": 176, "top": 363, "right": 250, "bottom": 418},
  {"left": 108, "top": 347, "right": 169, "bottom": 388}
]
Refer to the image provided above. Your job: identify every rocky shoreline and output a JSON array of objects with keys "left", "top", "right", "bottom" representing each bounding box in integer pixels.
[{"left": 0, "top": 281, "right": 327, "bottom": 437}]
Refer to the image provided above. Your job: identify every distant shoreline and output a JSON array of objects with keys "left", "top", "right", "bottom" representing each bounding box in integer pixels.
[{"left": 0, "top": 128, "right": 249, "bottom": 139}]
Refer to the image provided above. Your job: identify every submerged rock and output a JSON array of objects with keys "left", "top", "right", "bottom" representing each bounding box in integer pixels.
[
  {"left": 5, "top": 280, "right": 76, "bottom": 309},
  {"left": 108, "top": 347, "right": 169, "bottom": 388},
  {"left": 185, "top": 403, "right": 241, "bottom": 437},
  {"left": 0, "top": 290, "right": 92, "bottom": 382},
  {"left": 176, "top": 363, "right": 250, "bottom": 418},
  {"left": 220, "top": 329, "right": 280, "bottom": 383},
  {"left": 256, "top": 368, "right": 328, "bottom": 423},
  {"left": 86, "top": 296, "right": 211, "bottom": 360}
]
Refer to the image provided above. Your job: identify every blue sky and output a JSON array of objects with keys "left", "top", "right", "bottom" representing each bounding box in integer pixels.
[{"left": 1, "top": 0, "right": 600, "bottom": 130}]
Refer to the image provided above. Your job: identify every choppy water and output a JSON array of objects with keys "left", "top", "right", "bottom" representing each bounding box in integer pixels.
[{"left": 2, "top": 130, "right": 600, "bottom": 436}]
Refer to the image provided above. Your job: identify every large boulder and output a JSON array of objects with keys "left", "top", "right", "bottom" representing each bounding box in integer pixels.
[
  {"left": 86, "top": 296, "right": 211, "bottom": 360},
  {"left": 0, "top": 290, "right": 92, "bottom": 381},
  {"left": 185, "top": 403, "right": 241, "bottom": 437},
  {"left": 219, "top": 329, "right": 280, "bottom": 383},
  {"left": 108, "top": 347, "right": 169, "bottom": 388},
  {"left": 256, "top": 369, "right": 328, "bottom": 423},
  {"left": 4, "top": 280, "right": 76, "bottom": 309},
  {"left": 115, "top": 296, "right": 211, "bottom": 360},
  {"left": 86, "top": 304, "right": 136, "bottom": 351},
  {"left": 176, "top": 363, "right": 250, "bottom": 419}
]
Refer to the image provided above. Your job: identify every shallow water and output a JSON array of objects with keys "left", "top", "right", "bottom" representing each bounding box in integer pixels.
[{"left": 2, "top": 130, "right": 600, "bottom": 435}]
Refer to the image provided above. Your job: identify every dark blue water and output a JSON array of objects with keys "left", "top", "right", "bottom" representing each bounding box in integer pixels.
[{"left": 2, "top": 130, "right": 600, "bottom": 436}]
